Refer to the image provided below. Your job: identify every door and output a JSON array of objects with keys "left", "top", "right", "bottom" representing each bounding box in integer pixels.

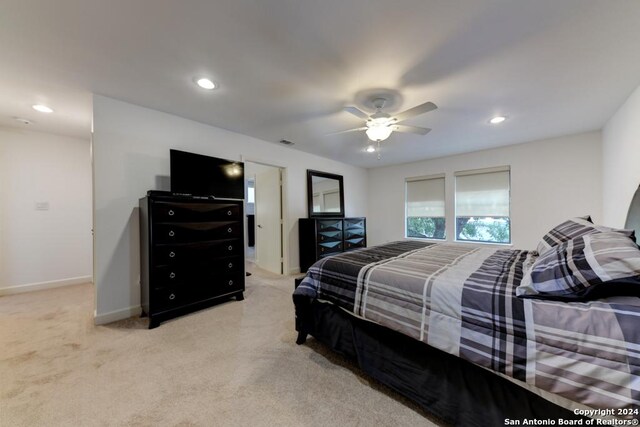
[{"left": 254, "top": 166, "right": 283, "bottom": 274}]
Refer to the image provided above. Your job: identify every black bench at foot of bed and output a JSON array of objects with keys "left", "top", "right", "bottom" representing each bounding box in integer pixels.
[{"left": 293, "top": 295, "right": 586, "bottom": 427}]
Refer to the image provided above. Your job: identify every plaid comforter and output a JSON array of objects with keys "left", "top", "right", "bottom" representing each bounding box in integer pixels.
[{"left": 295, "top": 241, "right": 640, "bottom": 414}]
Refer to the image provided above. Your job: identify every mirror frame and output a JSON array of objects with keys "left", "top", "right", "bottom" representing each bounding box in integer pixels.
[{"left": 307, "top": 169, "right": 345, "bottom": 218}]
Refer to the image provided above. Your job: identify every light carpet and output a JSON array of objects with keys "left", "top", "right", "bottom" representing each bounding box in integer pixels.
[{"left": 0, "top": 265, "right": 442, "bottom": 426}]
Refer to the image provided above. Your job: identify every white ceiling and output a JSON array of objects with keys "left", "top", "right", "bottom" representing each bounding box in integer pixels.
[{"left": 1, "top": 0, "right": 639, "bottom": 168}]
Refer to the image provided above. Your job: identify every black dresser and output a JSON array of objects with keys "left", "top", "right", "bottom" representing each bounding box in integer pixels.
[
  {"left": 140, "top": 191, "right": 244, "bottom": 328},
  {"left": 298, "top": 217, "right": 366, "bottom": 273}
]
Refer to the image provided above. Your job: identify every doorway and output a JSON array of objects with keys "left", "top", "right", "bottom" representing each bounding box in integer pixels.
[{"left": 244, "top": 162, "right": 284, "bottom": 275}]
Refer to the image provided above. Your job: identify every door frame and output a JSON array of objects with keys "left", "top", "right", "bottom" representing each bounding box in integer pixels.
[{"left": 242, "top": 158, "right": 287, "bottom": 275}]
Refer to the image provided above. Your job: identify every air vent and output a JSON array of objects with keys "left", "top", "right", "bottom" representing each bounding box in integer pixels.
[
  {"left": 13, "top": 117, "right": 32, "bottom": 125},
  {"left": 279, "top": 139, "right": 294, "bottom": 146}
]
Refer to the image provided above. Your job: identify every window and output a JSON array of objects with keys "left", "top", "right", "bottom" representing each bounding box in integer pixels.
[
  {"left": 455, "top": 166, "right": 510, "bottom": 244},
  {"left": 405, "top": 175, "right": 446, "bottom": 239},
  {"left": 246, "top": 180, "right": 255, "bottom": 214},
  {"left": 247, "top": 185, "right": 255, "bottom": 204}
]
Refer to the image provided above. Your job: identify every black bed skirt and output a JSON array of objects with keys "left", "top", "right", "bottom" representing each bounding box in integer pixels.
[{"left": 294, "top": 296, "right": 585, "bottom": 427}]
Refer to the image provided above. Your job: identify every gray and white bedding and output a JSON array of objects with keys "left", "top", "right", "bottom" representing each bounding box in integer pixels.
[{"left": 295, "top": 240, "right": 640, "bottom": 415}]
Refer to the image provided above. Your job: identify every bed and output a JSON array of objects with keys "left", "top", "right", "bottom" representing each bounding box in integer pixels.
[{"left": 293, "top": 214, "right": 640, "bottom": 426}]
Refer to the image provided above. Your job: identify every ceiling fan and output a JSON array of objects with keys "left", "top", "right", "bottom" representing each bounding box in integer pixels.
[{"left": 331, "top": 97, "right": 437, "bottom": 146}]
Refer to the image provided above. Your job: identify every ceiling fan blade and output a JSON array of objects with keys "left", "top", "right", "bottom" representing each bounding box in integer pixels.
[
  {"left": 326, "top": 126, "right": 367, "bottom": 136},
  {"left": 394, "top": 125, "right": 432, "bottom": 135},
  {"left": 343, "top": 106, "right": 369, "bottom": 119},
  {"left": 394, "top": 101, "right": 437, "bottom": 123}
]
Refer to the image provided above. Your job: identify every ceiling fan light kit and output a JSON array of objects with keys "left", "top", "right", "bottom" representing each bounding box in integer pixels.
[
  {"left": 365, "top": 123, "right": 394, "bottom": 141},
  {"left": 364, "top": 98, "right": 395, "bottom": 142}
]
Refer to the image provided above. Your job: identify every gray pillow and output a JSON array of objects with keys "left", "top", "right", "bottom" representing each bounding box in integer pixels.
[
  {"left": 536, "top": 216, "right": 635, "bottom": 256},
  {"left": 518, "top": 231, "right": 640, "bottom": 301}
]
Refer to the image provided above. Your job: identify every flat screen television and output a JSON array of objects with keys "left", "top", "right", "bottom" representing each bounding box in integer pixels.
[{"left": 170, "top": 149, "right": 244, "bottom": 199}]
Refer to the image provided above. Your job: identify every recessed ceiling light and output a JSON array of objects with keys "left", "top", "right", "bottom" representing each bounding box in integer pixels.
[
  {"left": 489, "top": 116, "right": 506, "bottom": 124},
  {"left": 32, "top": 104, "right": 54, "bottom": 113},
  {"left": 366, "top": 145, "right": 376, "bottom": 153},
  {"left": 195, "top": 78, "right": 216, "bottom": 90}
]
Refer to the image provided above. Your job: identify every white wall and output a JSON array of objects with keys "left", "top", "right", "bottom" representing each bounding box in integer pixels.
[
  {"left": 602, "top": 83, "right": 640, "bottom": 227},
  {"left": 0, "top": 127, "right": 92, "bottom": 294},
  {"left": 92, "top": 95, "right": 368, "bottom": 324},
  {"left": 367, "top": 132, "right": 602, "bottom": 250}
]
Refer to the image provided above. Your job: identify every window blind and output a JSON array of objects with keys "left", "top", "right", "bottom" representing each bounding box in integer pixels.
[
  {"left": 406, "top": 177, "right": 445, "bottom": 217},
  {"left": 455, "top": 169, "right": 510, "bottom": 217}
]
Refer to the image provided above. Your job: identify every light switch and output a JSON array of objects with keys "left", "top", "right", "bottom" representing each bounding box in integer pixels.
[{"left": 35, "top": 202, "right": 49, "bottom": 211}]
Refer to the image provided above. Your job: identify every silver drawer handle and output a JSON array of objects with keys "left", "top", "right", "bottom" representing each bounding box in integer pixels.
[
  {"left": 227, "top": 227, "right": 233, "bottom": 233},
  {"left": 169, "top": 272, "right": 176, "bottom": 279},
  {"left": 227, "top": 210, "right": 232, "bottom": 216},
  {"left": 228, "top": 245, "right": 233, "bottom": 251},
  {"left": 169, "top": 293, "right": 176, "bottom": 300},
  {"left": 168, "top": 230, "right": 175, "bottom": 237},
  {"left": 169, "top": 251, "right": 175, "bottom": 258},
  {"left": 228, "top": 262, "right": 233, "bottom": 268},
  {"left": 228, "top": 280, "right": 233, "bottom": 286},
  {"left": 168, "top": 210, "right": 175, "bottom": 216}
]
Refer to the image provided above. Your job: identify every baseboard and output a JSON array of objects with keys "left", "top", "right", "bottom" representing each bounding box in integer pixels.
[
  {"left": 0, "top": 275, "right": 93, "bottom": 296},
  {"left": 288, "top": 267, "right": 301, "bottom": 275},
  {"left": 94, "top": 305, "right": 142, "bottom": 325}
]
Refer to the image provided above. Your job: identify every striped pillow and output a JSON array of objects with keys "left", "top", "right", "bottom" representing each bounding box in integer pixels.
[
  {"left": 518, "top": 231, "right": 640, "bottom": 301},
  {"left": 536, "top": 216, "right": 635, "bottom": 256}
]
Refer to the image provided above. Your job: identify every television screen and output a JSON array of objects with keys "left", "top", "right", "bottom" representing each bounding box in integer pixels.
[{"left": 170, "top": 149, "right": 244, "bottom": 199}]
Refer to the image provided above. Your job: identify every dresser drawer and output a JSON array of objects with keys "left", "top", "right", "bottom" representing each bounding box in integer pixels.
[
  {"left": 153, "top": 275, "right": 244, "bottom": 312},
  {"left": 317, "top": 219, "right": 342, "bottom": 232},
  {"left": 317, "top": 229, "right": 342, "bottom": 243},
  {"left": 318, "top": 241, "right": 342, "bottom": 256},
  {"left": 344, "top": 218, "right": 365, "bottom": 230},
  {"left": 152, "top": 201, "right": 241, "bottom": 222},
  {"left": 201, "top": 274, "right": 244, "bottom": 296},
  {"left": 152, "top": 256, "right": 242, "bottom": 287},
  {"left": 153, "top": 239, "right": 243, "bottom": 266},
  {"left": 153, "top": 221, "right": 241, "bottom": 243},
  {"left": 152, "top": 286, "right": 198, "bottom": 312},
  {"left": 344, "top": 229, "right": 365, "bottom": 239},
  {"left": 344, "top": 237, "right": 366, "bottom": 250}
]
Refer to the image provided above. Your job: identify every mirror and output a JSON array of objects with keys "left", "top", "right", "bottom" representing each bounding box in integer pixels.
[{"left": 307, "top": 170, "right": 345, "bottom": 218}]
